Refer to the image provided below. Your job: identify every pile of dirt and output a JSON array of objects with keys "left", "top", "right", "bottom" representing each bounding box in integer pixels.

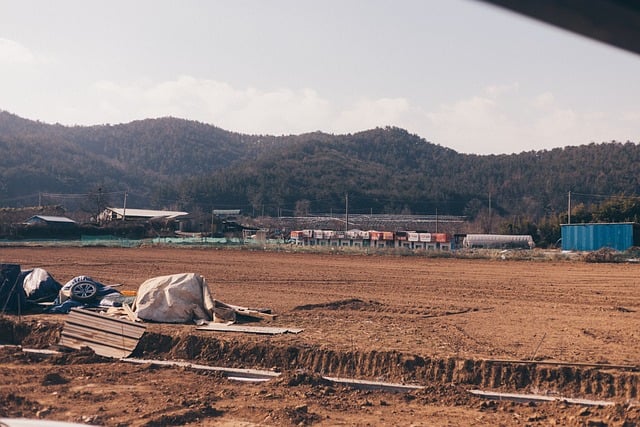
[
  {"left": 293, "top": 298, "right": 385, "bottom": 311},
  {"left": 585, "top": 247, "right": 619, "bottom": 263},
  {"left": 50, "top": 346, "right": 113, "bottom": 365}
]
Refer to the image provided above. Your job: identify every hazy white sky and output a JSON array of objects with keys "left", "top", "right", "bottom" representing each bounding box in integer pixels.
[{"left": 1, "top": 0, "right": 639, "bottom": 154}]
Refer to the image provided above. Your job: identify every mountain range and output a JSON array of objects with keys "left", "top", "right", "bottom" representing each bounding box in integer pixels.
[{"left": 2, "top": 110, "right": 639, "bottom": 233}]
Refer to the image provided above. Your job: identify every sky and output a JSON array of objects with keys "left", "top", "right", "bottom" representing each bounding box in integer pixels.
[{"left": 1, "top": 0, "right": 639, "bottom": 155}]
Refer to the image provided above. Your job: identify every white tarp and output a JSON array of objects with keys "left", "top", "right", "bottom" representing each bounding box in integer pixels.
[{"left": 132, "top": 273, "right": 215, "bottom": 323}]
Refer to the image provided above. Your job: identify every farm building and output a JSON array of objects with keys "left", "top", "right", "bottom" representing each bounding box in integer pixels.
[
  {"left": 561, "top": 222, "right": 640, "bottom": 252},
  {"left": 462, "top": 234, "right": 535, "bottom": 249},
  {"left": 24, "top": 215, "right": 76, "bottom": 227}
]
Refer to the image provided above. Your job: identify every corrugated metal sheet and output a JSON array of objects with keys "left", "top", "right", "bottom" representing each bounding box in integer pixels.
[
  {"left": 561, "top": 223, "right": 637, "bottom": 251},
  {"left": 59, "top": 308, "right": 146, "bottom": 358}
]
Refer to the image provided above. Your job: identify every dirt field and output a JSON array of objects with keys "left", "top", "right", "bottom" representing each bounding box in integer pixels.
[{"left": 1, "top": 246, "right": 639, "bottom": 426}]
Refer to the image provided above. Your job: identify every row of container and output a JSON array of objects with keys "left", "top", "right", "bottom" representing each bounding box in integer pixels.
[
  {"left": 290, "top": 229, "right": 450, "bottom": 243},
  {"left": 289, "top": 229, "right": 453, "bottom": 250},
  {"left": 290, "top": 230, "right": 537, "bottom": 250}
]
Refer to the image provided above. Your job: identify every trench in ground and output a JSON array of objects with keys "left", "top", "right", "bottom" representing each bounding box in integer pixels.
[{"left": 2, "top": 316, "right": 638, "bottom": 401}]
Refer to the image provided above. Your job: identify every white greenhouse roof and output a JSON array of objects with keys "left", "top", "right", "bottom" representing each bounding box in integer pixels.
[{"left": 107, "top": 208, "right": 188, "bottom": 219}]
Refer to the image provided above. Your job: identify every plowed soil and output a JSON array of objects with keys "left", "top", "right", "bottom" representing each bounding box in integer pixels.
[{"left": 1, "top": 246, "right": 639, "bottom": 426}]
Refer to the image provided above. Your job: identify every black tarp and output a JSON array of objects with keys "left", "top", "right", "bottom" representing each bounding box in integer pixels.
[{"left": 0, "top": 263, "right": 25, "bottom": 314}]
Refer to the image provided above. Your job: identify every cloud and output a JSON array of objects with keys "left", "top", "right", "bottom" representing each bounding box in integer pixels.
[
  {"left": 334, "top": 97, "right": 411, "bottom": 132},
  {"left": 0, "top": 38, "right": 37, "bottom": 64},
  {"left": 425, "top": 83, "right": 640, "bottom": 154},
  {"left": 425, "top": 87, "right": 523, "bottom": 154},
  {"left": 89, "top": 76, "right": 333, "bottom": 134},
  {"left": 86, "top": 76, "right": 423, "bottom": 138},
  {"left": 14, "top": 75, "right": 640, "bottom": 153},
  {"left": 85, "top": 76, "right": 424, "bottom": 137},
  {"left": 421, "top": 84, "right": 640, "bottom": 154}
]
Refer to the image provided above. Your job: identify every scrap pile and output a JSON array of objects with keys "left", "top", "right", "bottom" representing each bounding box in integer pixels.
[{"left": 1, "top": 264, "right": 289, "bottom": 358}]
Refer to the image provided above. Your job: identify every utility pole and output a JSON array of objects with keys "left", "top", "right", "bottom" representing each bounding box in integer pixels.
[
  {"left": 122, "top": 191, "right": 127, "bottom": 221},
  {"left": 488, "top": 192, "right": 492, "bottom": 233},
  {"left": 345, "top": 193, "right": 349, "bottom": 232},
  {"left": 435, "top": 208, "right": 438, "bottom": 233},
  {"left": 567, "top": 191, "right": 572, "bottom": 224}
]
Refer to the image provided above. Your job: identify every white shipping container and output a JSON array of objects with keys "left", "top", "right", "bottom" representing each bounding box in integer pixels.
[{"left": 419, "top": 233, "right": 432, "bottom": 242}]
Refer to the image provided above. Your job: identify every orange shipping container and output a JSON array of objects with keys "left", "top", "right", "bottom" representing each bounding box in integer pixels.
[
  {"left": 370, "top": 231, "right": 382, "bottom": 240},
  {"left": 434, "top": 233, "right": 449, "bottom": 243}
]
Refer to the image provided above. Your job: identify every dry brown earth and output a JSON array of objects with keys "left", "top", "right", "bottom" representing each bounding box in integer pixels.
[{"left": 1, "top": 246, "right": 639, "bottom": 426}]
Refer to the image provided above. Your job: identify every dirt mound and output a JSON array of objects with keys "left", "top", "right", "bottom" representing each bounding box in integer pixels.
[
  {"left": 50, "top": 346, "right": 113, "bottom": 365},
  {"left": 585, "top": 247, "right": 619, "bottom": 263},
  {"left": 293, "top": 298, "right": 385, "bottom": 311},
  {"left": 41, "top": 372, "right": 69, "bottom": 386},
  {"left": 140, "top": 405, "right": 223, "bottom": 427}
]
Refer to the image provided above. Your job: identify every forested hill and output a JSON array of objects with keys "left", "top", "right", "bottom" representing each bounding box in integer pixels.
[{"left": 1, "top": 110, "right": 639, "bottom": 224}]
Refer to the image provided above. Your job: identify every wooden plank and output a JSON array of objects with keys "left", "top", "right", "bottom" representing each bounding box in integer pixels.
[
  {"left": 122, "top": 358, "right": 281, "bottom": 380},
  {"left": 122, "top": 303, "right": 139, "bottom": 323},
  {"left": 59, "top": 308, "right": 146, "bottom": 358},
  {"left": 214, "top": 300, "right": 276, "bottom": 321},
  {"left": 468, "top": 389, "right": 615, "bottom": 407},
  {"left": 233, "top": 308, "right": 276, "bottom": 321},
  {"left": 196, "top": 323, "right": 303, "bottom": 335}
]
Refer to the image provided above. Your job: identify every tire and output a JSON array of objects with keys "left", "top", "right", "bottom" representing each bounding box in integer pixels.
[{"left": 70, "top": 281, "right": 98, "bottom": 302}]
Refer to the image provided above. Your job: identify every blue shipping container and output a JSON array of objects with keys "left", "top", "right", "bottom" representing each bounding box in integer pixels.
[{"left": 561, "top": 223, "right": 640, "bottom": 251}]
